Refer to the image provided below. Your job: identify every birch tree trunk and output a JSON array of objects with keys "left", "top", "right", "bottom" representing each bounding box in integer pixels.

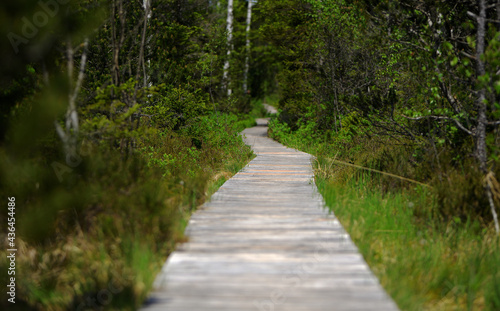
[
  {"left": 55, "top": 38, "right": 89, "bottom": 163},
  {"left": 111, "top": 0, "right": 126, "bottom": 87},
  {"left": 135, "top": 0, "right": 150, "bottom": 97},
  {"left": 143, "top": 0, "right": 151, "bottom": 88},
  {"left": 474, "top": 0, "right": 500, "bottom": 233},
  {"left": 223, "top": 0, "right": 234, "bottom": 97},
  {"left": 475, "top": 0, "right": 487, "bottom": 172},
  {"left": 243, "top": 0, "right": 253, "bottom": 94}
]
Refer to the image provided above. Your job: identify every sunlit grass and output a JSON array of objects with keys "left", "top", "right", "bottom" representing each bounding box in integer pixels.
[
  {"left": 316, "top": 173, "right": 500, "bottom": 311},
  {"left": 269, "top": 117, "right": 500, "bottom": 310}
]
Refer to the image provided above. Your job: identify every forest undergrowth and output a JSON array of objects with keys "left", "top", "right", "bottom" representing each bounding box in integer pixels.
[{"left": 0, "top": 110, "right": 260, "bottom": 310}]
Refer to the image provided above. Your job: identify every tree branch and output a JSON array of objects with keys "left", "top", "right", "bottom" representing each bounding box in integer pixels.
[
  {"left": 70, "top": 38, "right": 89, "bottom": 112},
  {"left": 437, "top": 79, "right": 463, "bottom": 114},
  {"left": 467, "top": 11, "right": 479, "bottom": 20},
  {"left": 460, "top": 50, "right": 477, "bottom": 60},
  {"left": 387, "top": 37, "right": 430, "bottom": 52},
  {"left": 402, "top": 114, "right": 473, "bottom": 136}
]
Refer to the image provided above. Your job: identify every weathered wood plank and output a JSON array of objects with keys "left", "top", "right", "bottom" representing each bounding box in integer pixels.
[{"left": 141, "top": 118, "right": 399, "bottom": 311}]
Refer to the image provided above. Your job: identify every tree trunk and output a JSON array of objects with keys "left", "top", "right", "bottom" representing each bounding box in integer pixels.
[
  {"left": 111, "top": 0, "right": 126, "bottom": 87},
  {"left": 475, "top": 0, "right": 500, "bottom": 233},
  {"left": 135, "top": 0, "right": 150, "bottom": 98},
  {"left": 243, "top": 0, "right": 253, "bottom": 95},
  {"left": 497, "top": 0, "right": 500, "bottom": 31},
  {"left": 223, "top": 0, "right": 234, "bottom": 97},
  {"left": 475, "top": 0, "right": 488, "bottom": 172},
  {"left": 55, "top": 38, "right": 89, "bottom": 163},
  {"left": 111, "top": 0, "right": 119, "bottom": 86}
]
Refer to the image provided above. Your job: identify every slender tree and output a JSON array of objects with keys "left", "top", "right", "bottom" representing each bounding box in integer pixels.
[
  {"left": 223, "top": 0, "right": 234, "bottom": 96},
  {"left": 243, "top": 0, "right": 253, "bottom": 94},
  {"left": 111, "top": 0, "right": 126, "bottom": 87},
  {"left": 55, "top": 38, "right": 89, "bottom": 163},
  {"left": 473, "top": 0, "right": 488, "bottom": 173},
  {"left": 472, "top": 0, "right": 500, "bottom": 233},
  {"left": 135, "top": 0, "right": 151, "bottom": 95}
]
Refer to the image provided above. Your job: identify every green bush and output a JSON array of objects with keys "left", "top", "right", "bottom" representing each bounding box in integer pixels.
[{"left": 0, "top": 110, "right": 253, "bottom": 310}]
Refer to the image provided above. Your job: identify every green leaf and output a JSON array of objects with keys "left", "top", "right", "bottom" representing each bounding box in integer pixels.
[
  {"left": 443, "top": 41, "right": 453, "bottom": 51},
  {"left": 27, "top": 65, "right": 35, "bottom": 74},
  {"left": 467, "top": 36, "right": 476, "bottom": 48},
  {"left": 450, "top": 56, "right": 458, "bottom": 66},
  {"left": 494, "top": 81, "right": 500, "bottom": 94}
]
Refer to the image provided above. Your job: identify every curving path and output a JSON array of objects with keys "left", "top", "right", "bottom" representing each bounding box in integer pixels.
[{"left": 141, "top": 114, "right": 399, "bottom": 311}]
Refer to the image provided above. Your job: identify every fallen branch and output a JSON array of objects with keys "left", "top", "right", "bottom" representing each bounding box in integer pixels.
[
  {"left": 484, "top": 171, "right": 500, "bottom": 234},
  {"left": 318, "top": 157, "right": 431, "bottom": 188}
]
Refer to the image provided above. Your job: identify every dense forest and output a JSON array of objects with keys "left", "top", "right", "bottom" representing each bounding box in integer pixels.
[{"left": 1, "top": 0, "right": 500, "bottom": 310}]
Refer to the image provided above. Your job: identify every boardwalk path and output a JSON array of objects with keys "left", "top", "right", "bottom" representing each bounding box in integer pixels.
[{"left": 142, "top": 116, "right": 399, "bottom": 311}]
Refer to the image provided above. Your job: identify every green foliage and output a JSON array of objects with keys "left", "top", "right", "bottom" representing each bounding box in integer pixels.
[
  {"left": 263, "top": 0, "right": 500, "bottom": 227},
  {"left": 0, "top": 110, "right": 252, "bottom": 309},
  {"left": 269, "top": 110, "right": 499, "bottom": 225},
  {"left": 143, "top": 86, "right": 208, "bottom": 130},
  {"left": 0, "top": 1, "right": 261, "bottom": 309},
  {"left": 0, "top": 145, "right": 182, "bottom": 308}
]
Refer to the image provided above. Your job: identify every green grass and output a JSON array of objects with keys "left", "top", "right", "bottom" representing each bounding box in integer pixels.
[
  {"left": 268, "top": 116, "right": 500, "bottom": 310},
  {"left": 0, "top": 112, "right": 256, "bottom": 310},
  {"left": 316, "top": 173, "right": 500, "bottom": 310}
]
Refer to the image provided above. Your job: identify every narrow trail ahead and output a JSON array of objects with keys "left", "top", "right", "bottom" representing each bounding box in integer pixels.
[{"left": 142, "top": 113, "right": 399, "bottom": 311}]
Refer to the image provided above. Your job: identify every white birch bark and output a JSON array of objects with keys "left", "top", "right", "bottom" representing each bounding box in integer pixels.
[
  {"left": 137, "top": 0, "right": 150, "bottom": 88},
  {"left": 475, "top": 0, "right": 487, "bottom": 172},
  {"left": 223, "top": 0, "right": 234, "bottom": 96},
  {"left": 472, "top": 0, "right": 500, "bottom": 233},
  {"left": 243, "top": 0, "right": 253, "bottom": 94},
  {"left": 55, "top": 38, "right": 89, "bottom": 161},
  {"left": 143, "top": 0, "right": 151, "bottom": 87}
]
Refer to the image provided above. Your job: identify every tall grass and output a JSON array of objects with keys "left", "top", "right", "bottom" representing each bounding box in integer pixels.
[
  {"left": 269, "top": 116, "right": 500, "bottom": 310},
  {"left": 0, "top": 113, "right": 254, "bottom": 310},
  {"left": 317, "top": 170, "right": 500, "bottom": 310}
]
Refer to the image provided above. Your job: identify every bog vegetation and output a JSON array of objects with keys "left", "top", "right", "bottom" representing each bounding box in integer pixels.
[
  {"left": 262, "top": 0, "right": 500, "bottom": 309},
  {"left": 1, "top": 0, "right": 500, "bottom": 310},
  {"left": 0, "top": 1, "right": 260, "bottom": 309}
]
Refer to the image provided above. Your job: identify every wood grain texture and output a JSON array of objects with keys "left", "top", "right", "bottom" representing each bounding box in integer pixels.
[{"left": 141, "top": 118, "right": 399, "bottom": 311}]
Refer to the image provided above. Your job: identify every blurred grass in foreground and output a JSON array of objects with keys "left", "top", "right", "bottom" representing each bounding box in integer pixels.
[{"left": 0, "top": 113, "right": 254, "bottom": 310}]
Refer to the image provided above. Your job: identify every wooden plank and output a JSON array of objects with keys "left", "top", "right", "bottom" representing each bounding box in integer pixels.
[
  {"left": 141, "top": 118, "right": 399, "bottom": 311},
  {"left": 142, "top": 297, "right": 396, "bottom": 311}
]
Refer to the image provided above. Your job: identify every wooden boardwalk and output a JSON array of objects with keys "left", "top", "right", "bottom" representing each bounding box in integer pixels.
[{"left": 141, "top": 118, "right": 399, "bottom": 311}]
